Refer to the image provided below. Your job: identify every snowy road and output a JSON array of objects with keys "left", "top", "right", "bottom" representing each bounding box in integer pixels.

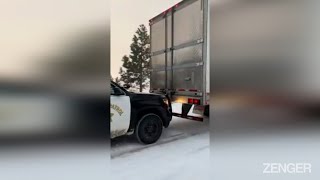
[{"left": 111, "top": 117, "right": 210, "bottom": 180}]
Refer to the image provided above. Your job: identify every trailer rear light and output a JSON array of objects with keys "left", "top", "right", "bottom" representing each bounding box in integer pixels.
[
  {"left": 188, "top": 98, "right": 200, "bottom": 105},
  {"left": 193, "top": 99, "right": 200, "bottom": 105}
]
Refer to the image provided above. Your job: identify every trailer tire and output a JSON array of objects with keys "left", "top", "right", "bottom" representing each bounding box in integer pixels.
[
  {"left": 135, "top": 113, "right": 163, "bottom": 144},
  {"left": 204, "top": 105, "right": 209, "bottom": 117}
]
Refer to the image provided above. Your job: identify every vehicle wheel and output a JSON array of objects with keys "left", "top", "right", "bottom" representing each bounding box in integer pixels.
[{"left": 135, "top": 113, "right": 163, "bottom": 144}]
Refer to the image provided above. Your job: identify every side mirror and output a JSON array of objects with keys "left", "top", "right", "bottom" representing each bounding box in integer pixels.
[
  {"left": 123, "top": 84, "right": 131, "bottom": 89},
  {"left": 113, "top": 87, "right": 125, "bottom": 96}
]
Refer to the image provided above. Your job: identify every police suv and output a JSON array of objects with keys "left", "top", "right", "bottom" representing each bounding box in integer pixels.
[{"left": 111, "top": 81, "right": 172, "bottom": 144}]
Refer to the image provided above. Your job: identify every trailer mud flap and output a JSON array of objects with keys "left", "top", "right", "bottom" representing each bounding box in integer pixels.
[
  {"left": 192, "top": 105, "right": 205, "bottom": 115},
  {"left": 172, "top": 113, "right": 203, "bottom": 121},
  {"left": 181, "top": 103, "right": 192, "bottom": 117},
  {"left": 171, "top": 103, "right": 203, "bottom": 121}
]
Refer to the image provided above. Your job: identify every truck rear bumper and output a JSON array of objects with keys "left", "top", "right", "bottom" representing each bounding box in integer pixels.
[{"left": 171, "top": 102, "right": 206, "bottom": 121}]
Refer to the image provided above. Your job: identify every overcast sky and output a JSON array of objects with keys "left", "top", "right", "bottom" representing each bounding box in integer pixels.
[
  {"left": 0, "top": 0, "right": 107, "bottom": 80},
  {"left": 111, "top": 0, "right": 181, "bottom": 78}
]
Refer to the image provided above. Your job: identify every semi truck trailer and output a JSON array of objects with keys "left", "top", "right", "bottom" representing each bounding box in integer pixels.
[{"left": 149, "top": 0, "right": 209, "bottom": 120}]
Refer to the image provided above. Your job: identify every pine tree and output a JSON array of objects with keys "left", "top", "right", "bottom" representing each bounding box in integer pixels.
[
  {"left": 114, "top": 77, "right": 121, "bottom": 84},
  {"left": 119, "top": 24, "right": 150, "bottom": 92},
  {"left": 111, "top": 76, "right": 121, "bottom": 84}
]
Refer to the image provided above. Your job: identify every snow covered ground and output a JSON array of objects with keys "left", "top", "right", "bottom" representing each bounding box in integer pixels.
[{"left": 111, "top": 117, "right": 210, "bottom": 180}]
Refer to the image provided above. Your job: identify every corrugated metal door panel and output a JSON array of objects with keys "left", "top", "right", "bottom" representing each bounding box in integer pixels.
[
  {"left": 167, "top": 70, "right": 173, "bottom": 90},
  {"left": 167, "top": 14, "right": 172, "bottom": 49},
  {"left": 151, "top": 19, "right": 165, "bottom": 53},
  {"left": 151, "top": 53, "right": 166, "bottom": 69},
  {"left": 173, "top": 0, "right": 203, "bottom": 46},
  {"left": 166, "top": 51, "right": 173, "bottom": 90},
  {"left": 173, "top": 44, "right": 202, "bottom": 66},
  {"left": 172, "top": 67, "right": 203, "bottom": 91},
  {"left": 150, "top": 70, "right": 166, "bottom": 89}
]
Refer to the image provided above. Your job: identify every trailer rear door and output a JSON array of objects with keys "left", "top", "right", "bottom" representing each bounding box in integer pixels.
[{"left": 150, "top": 0, "right": 208, "bottom": 99}]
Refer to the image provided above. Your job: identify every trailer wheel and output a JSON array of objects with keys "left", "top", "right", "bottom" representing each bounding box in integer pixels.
[
  {"left": 135, "top": 113, "right": 163, "bottom": 144},
  {"left": 204, "top": 105, "right": 209, "bottom": 117}
]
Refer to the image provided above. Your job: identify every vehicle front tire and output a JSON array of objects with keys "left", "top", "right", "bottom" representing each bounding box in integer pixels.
[{"left": 135, "top": 113, "right": 163, "bottom": 144}]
